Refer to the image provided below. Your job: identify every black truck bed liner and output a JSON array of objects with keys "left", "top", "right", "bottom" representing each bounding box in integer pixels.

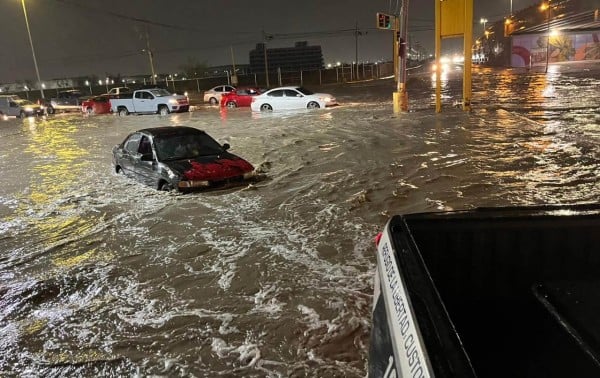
[{"left": 369, "top": 204, "right": 600, "bottom": 377}]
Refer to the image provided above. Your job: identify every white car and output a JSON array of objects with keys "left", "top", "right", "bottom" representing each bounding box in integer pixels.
[
  {"left": 250, "top": 86, "right": 337, "bottom": 112},
  {"left": 203, "top": 85, "right": 235, "bottom": 105}
]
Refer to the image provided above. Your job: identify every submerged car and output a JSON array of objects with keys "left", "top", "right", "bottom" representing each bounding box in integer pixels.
[
  {"left": 220, "top": 87, "right": 261, "bottom": 108},
  {"left": 0, "top": 95, "right": 45, "bottom": 118},
  {"left": 81, "top": 95, "right": 111, "bottom": 114},
  {"left": 203, "top": 85, "right": 236, "bottom": 105},
  {"left": 112, "top": 126, "right": 256, "bottom": 192},
  {"left": 250, "top": 86, "right": 337, "bottom": 112}
]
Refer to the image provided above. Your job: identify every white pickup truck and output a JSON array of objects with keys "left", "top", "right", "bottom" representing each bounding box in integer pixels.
[{"left": 110, "top": 88, "right": 189, "bottom": 116}]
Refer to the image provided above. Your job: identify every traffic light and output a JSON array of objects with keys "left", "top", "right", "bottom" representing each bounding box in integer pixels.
[{"left": 377, "top": 12, "right": 392, "bottom": 29}]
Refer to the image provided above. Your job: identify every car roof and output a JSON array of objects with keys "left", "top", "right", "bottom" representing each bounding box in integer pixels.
[
  {"left": 137, "top": 126, "right": 207, "bottom": 137},
  {"left": 267, "top": 86, "right": 301, "bottom": 90}
]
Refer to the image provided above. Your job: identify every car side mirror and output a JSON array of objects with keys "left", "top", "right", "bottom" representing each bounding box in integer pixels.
[{"left": 222, "top": 143, "right": 230, "bottom": 151}]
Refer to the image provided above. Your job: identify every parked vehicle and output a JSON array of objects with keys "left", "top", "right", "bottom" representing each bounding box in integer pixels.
[
  {"left": 110, "top": 88, "right": 189, "bottom": 116},
  {"left": 220, "top": 87, "right": 261, "bottom": 108},
  {"left": 370, "top": 204, "right": 600, "bottom": 378},
  {"left": 81, "top": 95, "right": 111, "bottom": 114},
  {"left": 0, "top": 95, "right": 45, "bottom": 118},
  {"left": 112, "top": 126, "right": 256, "bottom": 192},
  {"left": 45, "top": 89, "right": 88, "bottom": 114},
  {"left": 250, "top": 86, "right": 337, "bottom": 112},
  {"left": 104, "top": 87, "right": 132, "bottom": 98},
  {"left": 203, "top": 85, "right": 235, "bottom": 105}
]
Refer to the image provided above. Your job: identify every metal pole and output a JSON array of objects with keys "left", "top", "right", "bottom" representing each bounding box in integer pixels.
[
  {"left": 355, "top": 21, "right": 359, "bottom": 80},
  {"left": 394, "top": 0, "right": 409, "bottom": 112},
  {"left": 262, "top": 30, "right": 270, "bottom": 88},
  {"left": 145, "top": 27, "right": 157, "bottom": 85},
  {"left": 545, "top": 5, "right": 550, "bottom": 73},
  {"left": 21, "top": 0, "right": 44, "bottom": 99}
]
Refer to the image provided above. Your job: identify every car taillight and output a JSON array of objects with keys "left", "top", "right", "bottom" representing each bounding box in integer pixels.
[{"left": 374, "top": 232, "right": 383, "bottom": 247}]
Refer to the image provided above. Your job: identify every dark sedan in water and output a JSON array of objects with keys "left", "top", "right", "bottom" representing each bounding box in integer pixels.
[{"left": 112, "top": 126, "right": 256, "bottom": 191}]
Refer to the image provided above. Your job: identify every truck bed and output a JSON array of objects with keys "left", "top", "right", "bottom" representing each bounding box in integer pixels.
[{"left": 370, "top": 204, "right": 600, "bottom": 377}]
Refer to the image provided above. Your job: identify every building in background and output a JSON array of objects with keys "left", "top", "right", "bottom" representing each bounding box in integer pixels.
[
  {"left": 474, "top": 0, "right": 600, "bottom": 68},
  {"left": 249, "top": 41, "right": 324, "bottom": 73}
]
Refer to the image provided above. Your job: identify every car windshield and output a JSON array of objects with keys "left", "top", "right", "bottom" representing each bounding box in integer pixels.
[
  {"left": 296, "top": 87, "right": 314, "bottom": 95},
  {"left": 154, "top": 133, "right": 224, "bottom": 161},
  {"left": 14, "top": 99, "right": 35, "bottom": 105},
  {"left": 150, "top": 89, "right": 172, "bottom": 97}
]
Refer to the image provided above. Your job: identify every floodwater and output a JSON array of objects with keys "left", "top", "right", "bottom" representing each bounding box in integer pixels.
[{"left": 1, "top": 66, "right": 599, "bottom": 377}]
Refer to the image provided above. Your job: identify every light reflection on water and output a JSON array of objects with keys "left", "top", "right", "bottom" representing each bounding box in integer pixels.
[{"left": 0, "top": 69, "right": 598, "bottom": 376}]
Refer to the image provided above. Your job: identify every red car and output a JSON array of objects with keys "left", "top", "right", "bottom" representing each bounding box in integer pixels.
[
  {"left": 220, "top": 87, "right": 261, "bottom": 108},
  {"left": 81, "top": 95, "right": 112, "bottom": 114}
]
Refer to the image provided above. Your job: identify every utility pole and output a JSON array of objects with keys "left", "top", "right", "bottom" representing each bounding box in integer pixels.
[
  {"left": 262, "top": 30, "right": 270, "bottom": 88},
  {"left": 230, "top": 46, "right": 238, "bottom": 86},
  {"left": 393, "top": 0, "right": 409, "bottom": 112},
  {"left": 144, "top": 27, "right": 157, "bottom": 85},
  {"left": 21, "top": 0, "right": 44, "bottom": 99},
  {"left": 355, "top": 21, "right": 361, "bottom": 80}
]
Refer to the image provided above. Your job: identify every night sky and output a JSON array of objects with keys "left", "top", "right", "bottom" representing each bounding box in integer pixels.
[{"left": 0, "top": 0, "right": 542, "bottom": 83}]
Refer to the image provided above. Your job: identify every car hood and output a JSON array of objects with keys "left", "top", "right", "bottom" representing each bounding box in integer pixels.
[{"left": 164, "top": 153, "right": 254, "bottom": 181}]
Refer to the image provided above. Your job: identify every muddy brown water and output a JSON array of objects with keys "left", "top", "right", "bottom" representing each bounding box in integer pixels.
[{"left": 1, "top": 68, "right": 598, "bottom": 376}]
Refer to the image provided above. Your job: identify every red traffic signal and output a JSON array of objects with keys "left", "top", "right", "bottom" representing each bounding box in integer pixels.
[{"left": 377, "top": 12, "right": 392, "bottom": 29}]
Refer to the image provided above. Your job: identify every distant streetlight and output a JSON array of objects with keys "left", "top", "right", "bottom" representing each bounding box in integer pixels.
[
  {"left": 480, "top": 17, "right": 488, "bottom": 33},
  {"left": 509, "top": 0, "right": 513, "bottom": 15},
  {"left": 21, "top": 0, "right": 44, "bottom": 99},
  {"left": 85, "top": 80, "right": 92, "bottom": 94}
]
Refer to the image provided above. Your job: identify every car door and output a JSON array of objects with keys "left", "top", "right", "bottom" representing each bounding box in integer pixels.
[
  {"left": 7, "top": 99, "right": 20, "bottom": 116},
  {"left": 239, "top": 88, "right": 258, "bottom": 107},
  {"left": 118, "top": 133, "right": 142, "bottom": 177},
  {"left": 283, "top": 89, "right": 304, "bottom": 109},
  {"left": 134, "top": 91, "right": 156, "bottom": 113},
  {"left": 136, "top": 135, "right": 159, "bottom": 186},
  {"left": 266, "top": 89, "right": 284, "bottom": 109}
]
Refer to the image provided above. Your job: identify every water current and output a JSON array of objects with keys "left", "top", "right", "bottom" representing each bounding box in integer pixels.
[{"left": 0, "top": 66, "right": 598, "bottom": 376}]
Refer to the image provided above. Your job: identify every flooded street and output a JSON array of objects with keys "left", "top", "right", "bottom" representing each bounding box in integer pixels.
[{"left": 1, "top": 67, "right": 599, "bottom": 377}]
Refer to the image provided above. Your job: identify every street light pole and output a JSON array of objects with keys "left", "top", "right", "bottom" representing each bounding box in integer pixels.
[
  {"left": 144, "top": 27, "right": 157, "bottom": 85},
  {"left": 21, "top": 0, "right": 44, "bottom": 99},
  {"left": 262, "top": 30, "right": 271, "bottom": 88},
  {"left": 541, "top": 1, "right": 551, "bottom": 73}
]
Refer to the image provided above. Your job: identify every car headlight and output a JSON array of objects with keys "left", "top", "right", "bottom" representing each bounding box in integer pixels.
[
  {"left": 24, "top": 107, "right": 33, "bottom": 112},
  {"left": 165, "top": 167, "right": 177, "bottom": 179},
  {"left": 319, "top": 97, "right": 332, "bottom": 102},
  {"left": 168, "top": 99, "right": 178, "bottom": 104}
]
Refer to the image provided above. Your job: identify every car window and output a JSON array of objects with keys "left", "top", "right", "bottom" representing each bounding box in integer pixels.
[
  {"left": 124, "top": 133, "right": 142, "bottom": 153},
  {"left": 225, "top": 86, "right": 235, "bottom": 91},
  {"left": 268, "top": 90, "right": 284, "bottom": 97},
  {"left": 296, "top": 87, "right": 314, "bottom": 95},
  {"left": 154, "top": 133, "right": 224, "bottom": 161},
  {"left": 215, "top": 87, "right": 223, "bottom": 93},
  {"left": 142, "top": 92, "right": 154, "bottom": 100},
  {"left": 284, "top": 89, "right": 301, "bottom": 97},
  {"left": 150, "top": 89, "right": 171, "bottom": 97},
  {"left": 135, "top": 92, "right": 143, "bottom": 99},
  {"left": 138, "top": 136, "right": 152, "bottom": 155}
]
